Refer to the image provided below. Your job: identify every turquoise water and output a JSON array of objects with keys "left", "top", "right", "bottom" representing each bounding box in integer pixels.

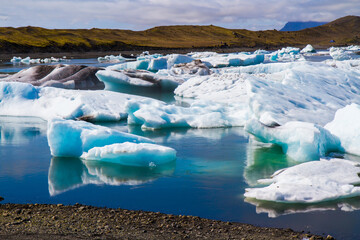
[
  {"left": 1, "top": 56, "right": 360, "bottom": 239},
  {"left": 0, "top": 117, "right": 360, "bottom": 239}
]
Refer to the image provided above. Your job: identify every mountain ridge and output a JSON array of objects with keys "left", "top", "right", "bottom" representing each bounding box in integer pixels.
[{"left": 0, "top": 15, "right": 359, "bottom": 53}]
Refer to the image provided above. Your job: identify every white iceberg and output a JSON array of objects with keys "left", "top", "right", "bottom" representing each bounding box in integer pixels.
[
  {"left": 245, "top": 119, "right": 341, "bottom": 162},
  {"left": 109, "top": 54, "right": 194, "bottom": 72},
  {"left": 47, "top": 118, "right": 153, "bottom": 158},
  {"left": 95, "top": 69, "right": 182, "bottom": 93},
  {"left": 244, "top": 158, "right": 360, "bottom": 203},
  {"left": 268, "top": 47, "right": 302, "bottom": 62},
  {"left": 126, "top": 99, "right": 247, "bottom": 130},
  {"left": 97, "top": 54, "right": 128, "bottom": 63},
  {"left": 329, "top": 47, "right": 351, "bottom": 61},
  {"left": 0, "top": 82, "right": 147, "bottom": 121},
  {"left": 325, "top": 104, "right": 360, "bottom": 156},
  {"left": 199, "top": 52, "right": 264, "bottom": 68},
  {"left": 300, "top": 44, "right": 316, "bottom": 53},
  {"left": 81, "top": 142, "right": 176, "bottom": 167}
]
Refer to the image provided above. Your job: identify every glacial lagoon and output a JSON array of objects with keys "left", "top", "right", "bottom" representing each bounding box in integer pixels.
[{"left": 1, "top": 49, "right": 360, "bottom": 239}]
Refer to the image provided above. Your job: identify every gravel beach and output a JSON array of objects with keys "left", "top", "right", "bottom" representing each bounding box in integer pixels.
[{"left": 0, "top": 203, "right": 333, "bottom": 240}]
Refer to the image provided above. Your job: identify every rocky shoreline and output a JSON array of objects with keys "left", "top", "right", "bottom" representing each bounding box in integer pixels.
[{"left": 0, "top": 203, "right": 333, "bottom": 240}]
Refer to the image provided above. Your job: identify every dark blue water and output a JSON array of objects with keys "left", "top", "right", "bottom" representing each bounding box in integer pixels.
[{"left": 0, "top": 117, "right": 360, "bottom": 239}]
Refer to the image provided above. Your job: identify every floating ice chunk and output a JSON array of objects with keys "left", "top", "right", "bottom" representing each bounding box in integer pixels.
[
  {"left": 268, "top": 47, "right": 302, "bottom": 62},
  {"left": 200, "top": 53, "right": 264, "bottom": 68},
  {"left": 300, "top": 44, "right": 316, "bottom": 53},
  {"left": 325, "top": 104, "right": 360, "bottom": 156},
  {"left": 244, "top": 158, "right": 360, "bottom": 203},
  {"left": 245, "top": 119, "right": 341, "bottom": 161},
  {"left": 110, "top": 54, "right": 193, "bottom": 72},
  {"left": 10, "top": 56, "right": 22, "bottom": 63},
  {"left": 0, "top": 82, "right": 146, "bottom": 121},
  {"left": 246, "top": 61, "right": 360, "bottom": 126},
  {"left": 81, "top": 142, "right": 176, "bottom": 167},
  {"left": 97, "top": 54, "right": 128, "bottom": 63},
  {"left": 187, "top": 51, "right": 218, "bottom": 59},
  {"left": 165, "top": 60, "right": 210, "bottom": 77},
  {"left": 47, "top": 118, "right": 153, "bottom": 157},
  {"left": 175, "top": 72, "right": 249, "bottom": 103},
  {"left": 96, "top": 69, "right": 182, "bottom": 93},
  {"left": 329, "top": 47, "right": 351, "bottom": 60},
  {"left": 126, "top": 99, "right": 247, "bottom": 130},
  {"left": 20, "top": 56, "right": 31, "bottom": 64}
]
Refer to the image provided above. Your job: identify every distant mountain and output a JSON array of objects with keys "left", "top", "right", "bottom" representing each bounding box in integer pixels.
[
  {"left": 280, "top": 21, "right": 328, "bottom": 31},
  {"left": 0, "top": 15, "right": 359, "bottom": 53}
]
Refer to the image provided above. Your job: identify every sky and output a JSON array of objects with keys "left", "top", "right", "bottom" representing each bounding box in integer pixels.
[{"left": 0, "top": 0, "right": 359, "bottom": 31}]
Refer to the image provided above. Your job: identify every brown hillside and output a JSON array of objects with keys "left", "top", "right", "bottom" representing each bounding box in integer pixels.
[{"left": 0, "top": 15, "right": 359, "bottom": 53}]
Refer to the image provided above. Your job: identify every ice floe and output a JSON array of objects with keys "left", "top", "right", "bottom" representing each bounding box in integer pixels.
[
  {"left": 81, "top": 142, "right": 176, "bottom": 167},
  {"left": 325, "top": 104, "right": 360, "bottom": 156},
  {"left": 196, "top": 52, "right": 265, "bottom": 68},
  {"left": 47, "top": 119, "right": 174, "bottom": 159},
  {"left": 96, "top": 69, "right": 183, "bottom": 93},
  {"left": 126, "top": 99, "right": 247, "bottom": 130},
  {"left": 244, "top": 158, "right": 360, "bottom": 203},
  {"left": 10, "top": 56, "right": 67, "bottom": 65},
  {"left": 300, "top": 44, "right": 316, "bottom": 53},
  {"left": 245, "top": 119, "right": 341, "bottom": 162},
  {"left": 97, "top": 54, "right": 128, "bottom": 63},
  {"left": 0, "top": 82, "right": 146, "bottom": 121},
  {"left": 109, "top": 54, "right": 194, "bottom": 72}
]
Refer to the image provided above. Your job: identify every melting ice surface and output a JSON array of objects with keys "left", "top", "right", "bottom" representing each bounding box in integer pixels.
[{"left": 2, "top": 47, "right": 360, "bottom": 239}]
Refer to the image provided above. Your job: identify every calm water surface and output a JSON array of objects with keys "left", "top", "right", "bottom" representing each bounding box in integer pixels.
[{"left": 1, "top": 56, "right": 360, "bottom": 239}]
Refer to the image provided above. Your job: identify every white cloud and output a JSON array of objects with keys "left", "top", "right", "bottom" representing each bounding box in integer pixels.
[{"left": 0, "top": 0, "right": 358, "bottom": 30}]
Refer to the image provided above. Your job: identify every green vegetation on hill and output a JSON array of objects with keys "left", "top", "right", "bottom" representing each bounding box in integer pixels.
[{"left": 0, "top": 15, "right": 359, "bottom": 53}]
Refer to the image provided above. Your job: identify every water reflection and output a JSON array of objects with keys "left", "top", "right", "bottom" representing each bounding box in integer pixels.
[
  {"left": 244, "top": 138, "right": 296, "bottom": 186},
  {"left": 48, "top": 157, "right": 176, "bottom": 196},
  {"left": 0, "top": 116, "right": 47, "bottom": 145},
  {"left": 245, "top": 197, "right": 360, "bottom": 218}
]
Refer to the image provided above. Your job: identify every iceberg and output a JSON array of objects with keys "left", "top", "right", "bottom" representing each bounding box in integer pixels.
[
  {"left": 126, "top": 99, "right": 247, "bottom": 130},
  {"left": 245, "top": 61, "right": 360, "bottom": 126},
  {"left": 325, "top": 104, "right": 360, "bottom": 156},
  {"left": 95, "top": 69, "right": 183, "bottom": 93},
  {"left": 163, "top": 60, "right": 210, "bottom": 77},
  {"left": 174, "top": 72, "right": 248, "bottom": 103},
  {"left": 329, "top": 47, "right": 351, "bottom": 61},
  {"left": 268, "top": 47, "right": 302, "bottom": 62},
  {"left": 109, "top": 54, "right": 194, "bottom": 72},
  {"left": 47, "top": 118, "right": 153, "bottom": 158},
  {"left": 244, "top": 158, "right": 360, "bottom": 203},
  {"left": 199, "top": 52, "right": 264, "bottom": 68},
  {"left": 97, "top": 54, "right": 128, "bottom": 63},
  {"left": 300, "top": 44, "right": 316, "bottom": 53},
  {"left": 245, "top": 119, "right": 341, "bottom": 162},
  {"left": 81, "top": 142, "right": 176, "bottom": 167},
  {"left": 0, "top": 82, "right": 146, "bottom": 121}
]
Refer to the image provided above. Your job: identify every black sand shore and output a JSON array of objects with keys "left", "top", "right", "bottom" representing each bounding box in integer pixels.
[{"left": 0, "top": 203, "right": 333, "bottom": 240}]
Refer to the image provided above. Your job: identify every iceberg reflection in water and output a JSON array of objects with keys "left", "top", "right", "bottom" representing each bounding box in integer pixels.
[
  {"left": 0, "top": 116, "right": 46, "bottom": 145},
  {"left": 48, "top": 157, "right": 176, "bottom": 196},
  {"left": 245, "top": 197, "right": 360, "bottom": 218}
]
